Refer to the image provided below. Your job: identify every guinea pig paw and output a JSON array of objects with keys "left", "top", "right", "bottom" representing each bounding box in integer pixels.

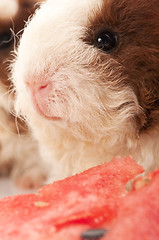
[{"left": 11, "top": 162, "right": 47, "bottom": 190}]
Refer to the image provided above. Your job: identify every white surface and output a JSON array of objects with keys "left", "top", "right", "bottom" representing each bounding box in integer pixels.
[{"left": 0, "top": 177, "right": 36, "bottom": 199}]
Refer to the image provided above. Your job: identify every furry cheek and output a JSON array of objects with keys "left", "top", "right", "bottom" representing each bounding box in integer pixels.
[{"left": 11, "top": 0, "right": 144, "bottom": 144}]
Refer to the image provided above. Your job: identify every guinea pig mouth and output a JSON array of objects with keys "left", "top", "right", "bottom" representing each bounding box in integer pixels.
[{"left": 33, "top": 95, "right": 62, "bottom": 121}]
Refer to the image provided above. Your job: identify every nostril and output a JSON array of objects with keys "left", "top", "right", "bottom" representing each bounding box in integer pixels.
[
  {"left": 26, "top": 80, "right": 52, "bottom": 97},
  {"left": 37, "top": 82, "right": 52, "bottom": 97},
  {"left": 38, "top": 83, "right": 48, "bottom": 91}
]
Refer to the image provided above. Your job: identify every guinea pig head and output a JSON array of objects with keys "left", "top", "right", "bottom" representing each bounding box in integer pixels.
[{"left": 12, "top": 0, "right": 159, "bottom": 142}]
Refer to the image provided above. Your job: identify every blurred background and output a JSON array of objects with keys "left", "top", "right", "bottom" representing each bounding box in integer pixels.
[
  {"left": 0, "top": 0, "right": 43, "bottom": 198},
  {"left": 0, "top": 178, "right": 35, "bottom": 198}
]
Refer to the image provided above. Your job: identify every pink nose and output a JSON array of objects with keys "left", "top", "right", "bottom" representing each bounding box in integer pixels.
[
  {"left": 26, "top": 80, "right": 52, "bottom": 99},
  {"left": 25, "top": 79, "right": 61, "bottom": 120},
  {"left": 25, "top": 80, "right": 54, "bottom": 118}
]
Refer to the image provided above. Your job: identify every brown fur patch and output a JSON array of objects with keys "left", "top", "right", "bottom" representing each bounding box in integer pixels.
[{"left": 84, "top": 0, "right": 159, "bottom": 131}]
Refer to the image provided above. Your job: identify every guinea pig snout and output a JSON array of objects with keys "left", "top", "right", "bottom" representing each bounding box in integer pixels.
[
  {"left": 26, "top": 80, "right": 52, "bottom": 99},
  {"left": 26, "top": 80, "right": 56, "bottom": 119}
]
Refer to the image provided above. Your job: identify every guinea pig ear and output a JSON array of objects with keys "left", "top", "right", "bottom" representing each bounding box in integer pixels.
[{"left": 0, "top": 0, "right": 19, "bottom": 20}]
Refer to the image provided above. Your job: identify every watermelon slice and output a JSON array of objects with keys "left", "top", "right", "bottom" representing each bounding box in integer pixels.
[
  {"left": 103, "top": 169, "right": 159, "bottom": 240},
  {"left": 0, "top": 156, "right": 148, "bottom": 240}
]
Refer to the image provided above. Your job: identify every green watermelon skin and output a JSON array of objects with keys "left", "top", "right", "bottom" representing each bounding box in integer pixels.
[
  {"left": 0, "top": 156, "right": 143, "bottom": 240},
  {"left": 103, "top": 170, "right": 159, "bottom": 240}
]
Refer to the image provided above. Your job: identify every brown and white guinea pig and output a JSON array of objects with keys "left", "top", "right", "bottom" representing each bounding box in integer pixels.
[
  {"left": 0, "top": 0, "right": 46, "bottom": 189},
  {"left": 11, "top": 0, "right": 159, "bottom": 181}
]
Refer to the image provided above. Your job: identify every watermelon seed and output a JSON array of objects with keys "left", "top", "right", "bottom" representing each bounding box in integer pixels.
[
  {"left": 125, "top": 179, "right": 133, "bottom": 191},
  {"left": 81, "top": 228, "right": 108, "bottom": 239},
  {"left": 34, "top": 201, "right": 50, "bottom": 207},
  {"left": 134, "top": 177, "right": 151, "bottom": 190}
]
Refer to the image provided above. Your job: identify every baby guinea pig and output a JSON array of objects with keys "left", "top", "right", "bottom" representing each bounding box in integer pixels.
[
  {"left": 12, "top": 0, "right": 159, "bottom": 181},
  {"left": 0, "top": 0, "right": 46, "bottom": 189}
]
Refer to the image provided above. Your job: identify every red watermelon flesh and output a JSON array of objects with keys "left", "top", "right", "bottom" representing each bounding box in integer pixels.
[
  {"left": 103, "top": 169, "right": 159, "bottom": 240},
  {"left": 0, "top": 156, "right": 143, "bottom": 240}
]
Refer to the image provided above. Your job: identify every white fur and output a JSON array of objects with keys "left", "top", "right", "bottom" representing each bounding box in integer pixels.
[{"left": 12, "top": 0, "right": 159, "bottom": 181}]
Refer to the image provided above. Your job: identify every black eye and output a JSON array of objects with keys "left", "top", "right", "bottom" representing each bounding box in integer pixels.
[
  {"left": 96, "top": 31, "right": 118, "bottom": 52},
  {"left": 0, "top": 31, "right": 14, "bottom": 49}
]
